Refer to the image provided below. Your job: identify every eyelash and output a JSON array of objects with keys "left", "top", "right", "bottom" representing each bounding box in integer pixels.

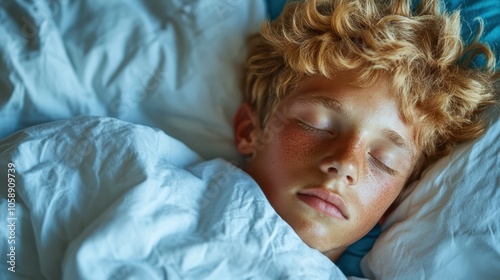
[
  {"left": 297, "top": 121, "right": 332, "bottom": 135},
  {"left": 369, "top": 154, "right": 397, "bottom": 176}
]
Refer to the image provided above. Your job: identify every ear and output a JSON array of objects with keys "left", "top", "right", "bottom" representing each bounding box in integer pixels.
[{"left": 233, "top": 103, "right": 259, "bottom": 156}]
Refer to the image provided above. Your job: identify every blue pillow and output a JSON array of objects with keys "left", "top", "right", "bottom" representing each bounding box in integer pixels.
[
  {"left": 264, "top": 0, "right": 287, "bottom": 20},
  {"left": 446, "top": 0, "right": 500, "bottom": 65},
  {"left": 335, "top": 224, "right": 381, "bottom": 277},
  {"left": 264, "top": 0, "right": 499, "bottom": 60},
  {"left": 262, "top": 0, "right": 499, "bottom": 277}
]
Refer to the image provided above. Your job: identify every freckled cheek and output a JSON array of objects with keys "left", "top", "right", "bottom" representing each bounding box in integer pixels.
[
  {"left": 256, "top": 126, "right": 318, "bottom": 202},
  {"left": 358, "top": 175, "right": 404, "bottom": 216},
  {"left": 273, "top": 126, "right": 318, "bottom": 168}
]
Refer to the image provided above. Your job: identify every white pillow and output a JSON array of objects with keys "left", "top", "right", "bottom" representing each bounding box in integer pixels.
[
  {"left": 361, "top": 105, "right": 500, "bottom": 279},
  {"left": 0, "top": 0, "right": 266, "bottom": 162}
]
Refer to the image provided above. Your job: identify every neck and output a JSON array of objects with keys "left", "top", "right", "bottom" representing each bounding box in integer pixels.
[{"left": 323, "top": 247, "right": 346, "bottom": 262}]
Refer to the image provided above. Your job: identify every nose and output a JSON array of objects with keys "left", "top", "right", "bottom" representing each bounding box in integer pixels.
[{"left": 319, "top": 138, "right": 360, "bottom": 185}]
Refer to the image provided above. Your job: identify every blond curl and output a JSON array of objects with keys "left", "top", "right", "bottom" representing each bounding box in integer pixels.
[{"left": 243, "top": 0, "right": 498, "bottom": 187}]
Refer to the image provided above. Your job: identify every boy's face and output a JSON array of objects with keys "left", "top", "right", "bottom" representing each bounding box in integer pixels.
[{"left": 234, "top": 71, "right": 418, "bottom": 259}]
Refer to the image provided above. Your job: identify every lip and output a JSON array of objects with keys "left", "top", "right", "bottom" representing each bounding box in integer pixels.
[{"left": 297, "top": 187, "right": 348, "bottom": 220}]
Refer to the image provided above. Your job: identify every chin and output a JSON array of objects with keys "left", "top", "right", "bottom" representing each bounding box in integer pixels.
[
  {"left": 290, "top": 219, "right": 339, "bottom": 252},
  {"left": 299, "top": 230, "right": 346, "bottom": 261}
]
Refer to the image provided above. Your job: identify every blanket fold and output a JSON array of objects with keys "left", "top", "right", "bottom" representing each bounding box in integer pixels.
[{"left": 0, "top": 116, "right": 346, "bottom": 280}]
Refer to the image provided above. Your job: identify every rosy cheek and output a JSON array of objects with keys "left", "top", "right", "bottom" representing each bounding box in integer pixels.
[
  {"left": 359, "top": 175, "right": 403, "bottom": 215},
  {"left": 274, "top": 125, "right": 318, "bottom": 168}
]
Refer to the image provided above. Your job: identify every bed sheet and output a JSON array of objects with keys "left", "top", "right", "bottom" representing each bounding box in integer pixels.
[
  {"left": 0, "top": 1, "right": 358, "bottom": 278},
  {"left": 2, "top": 0, "right": 498, "bottom": 278},
  {"left": 0, "top": 116, "right": 348, "bottom": 279},
  {"left": 0, "top": 0, "right": 267, "bottom": 162}
]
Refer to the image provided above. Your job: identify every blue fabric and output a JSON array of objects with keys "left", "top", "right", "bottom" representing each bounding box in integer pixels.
[
  {"left": 265, "top": 0, "right": 287, "bottom": 19},
  {"left": 446, "top": 0, "right": 500, "bottom": 65},
  {"left": 262, "top": 0, "right": 499, "bottom": 277},
  {"left": 336, "top": 224, "right": 382, "bottom": 277},
  {"left": 264, "top": 0, "right": 499, "bottom": 61}
]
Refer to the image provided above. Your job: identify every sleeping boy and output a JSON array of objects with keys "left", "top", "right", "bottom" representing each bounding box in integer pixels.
[
  {"left": 233, "top": 0, "right": 497, "bottom": 261},
  {"left": 0, "top": 0, "right": 497, "bottom": 278}
]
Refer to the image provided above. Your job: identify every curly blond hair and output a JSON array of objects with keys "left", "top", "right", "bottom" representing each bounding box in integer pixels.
[{"left": 243, "top": 0, "right": 498, "bottom": 187}]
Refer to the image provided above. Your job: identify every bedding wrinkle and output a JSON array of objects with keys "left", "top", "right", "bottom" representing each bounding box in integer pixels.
[
  {"left": 0, "top": 0, "right": 267, "bottom": 161},
  {"left": 103, "top": 27, "right": 153, "bottom": 89},
  {"left": 0, "top": 116, "right": 347, "bottom": 279},
  {"left": 2, "top": 2, "right": 43, "bottom": 52},
  {"left": 0, "top": 0, "right": 353, "bottom": 277},
  {"left": 0, "top": 2, "right": 111, "bottom": 138},
  {"left": 0, "top": 51, "right": 15, "bottom": 107}
]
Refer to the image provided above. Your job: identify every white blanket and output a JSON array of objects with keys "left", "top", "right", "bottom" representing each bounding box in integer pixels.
[{"left": 0, "top": 116, "right": 347, "bottom": 279}]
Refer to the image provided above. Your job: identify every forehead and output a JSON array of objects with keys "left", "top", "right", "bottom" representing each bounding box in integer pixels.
[
  {"left": 290, "top": 71, "right": 391, "bottom": 99},
  {"left": 284, "top": 73, "right": 394, "bottom": 115}
]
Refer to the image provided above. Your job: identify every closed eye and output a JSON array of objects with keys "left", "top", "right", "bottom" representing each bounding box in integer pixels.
[
  {"left": 369, "top": 153, "right": 397, "bottom": 176},
  {"left": 297, "top": 120, "right": 333, "bottom": 136}
]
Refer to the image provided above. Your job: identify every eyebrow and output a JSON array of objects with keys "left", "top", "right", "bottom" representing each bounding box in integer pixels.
[{"left": 293, "top": 94, "right": 347, "bottom": 116}]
